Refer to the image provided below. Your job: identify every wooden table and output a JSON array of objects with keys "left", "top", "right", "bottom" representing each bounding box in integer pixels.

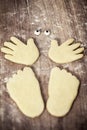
[{"left": 0, "top": 0, "right": 87, "bottom": 130}]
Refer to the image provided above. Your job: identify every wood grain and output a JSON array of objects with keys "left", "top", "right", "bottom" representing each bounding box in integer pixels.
[{"left": 0, "top": 0, "right": 87, "bottom": 130}]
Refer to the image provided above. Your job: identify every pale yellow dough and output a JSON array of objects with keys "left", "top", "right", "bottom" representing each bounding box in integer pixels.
[
  {"left": 47, "top": 67, "right": 80, "bottom": 117},
  {"left": 1, "top": 37, "right": 39, "bottom": 65},
  {"left": 7, "top": 67, "right": 44, "bottom": 118},
  {"left": 48, "top": 39, "right": 84, "bottom": 63}
]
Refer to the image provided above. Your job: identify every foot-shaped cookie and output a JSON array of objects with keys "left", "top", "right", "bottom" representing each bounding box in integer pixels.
[
  {"left": 1, "top": 37, "right": 39, "bottom": 65},
  {"left": 48, "top": 39, "right": 84, "bottom": 63},
  {"left": 7, "top": 67, "right": 44, "bottom": 118},
  {"left": 47, "top": 67, "right": 80, "bottom": 117}
]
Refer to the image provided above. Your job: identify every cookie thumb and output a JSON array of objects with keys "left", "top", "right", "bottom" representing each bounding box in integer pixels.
[
  {"left": 27, "top": 38, "right": 34, "bottom": 46},
  {"left": 51, "top": 40, "right": 58, "bottom": 48}
]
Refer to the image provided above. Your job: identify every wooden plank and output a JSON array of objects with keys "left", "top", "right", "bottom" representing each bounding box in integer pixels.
[{"left": 0, "top": 0, "right": 87, "bottom": 130}]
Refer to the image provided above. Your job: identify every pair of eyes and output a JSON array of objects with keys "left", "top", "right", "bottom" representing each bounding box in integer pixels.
[{"left": 34, "top": 30, "right": 50, "bottom": 36}]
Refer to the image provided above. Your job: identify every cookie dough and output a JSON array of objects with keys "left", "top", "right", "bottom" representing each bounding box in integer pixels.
[
  {"left": 48, "top": 39, "right": 84, "bottom": 63},
  {"left": 47, "top": 67, "right": 80, "bottom": 117},
  {"left": 1, "top": 37, "right": 39, "bottom": 65},
  {"left": 7, "top": 67, "right": 44, "bottom": 118}
]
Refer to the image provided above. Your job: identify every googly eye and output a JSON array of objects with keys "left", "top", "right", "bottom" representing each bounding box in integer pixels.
[
  {"left": 34, "top": 29, "right": 41, "bottom": 35},
  {"left": 44, "top": 30, "right": 50, "bottom": 36}
]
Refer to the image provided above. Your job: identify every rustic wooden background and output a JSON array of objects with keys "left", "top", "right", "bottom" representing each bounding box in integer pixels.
[{"left": 0, "top": 0, "right": 87, "bottom": 130}]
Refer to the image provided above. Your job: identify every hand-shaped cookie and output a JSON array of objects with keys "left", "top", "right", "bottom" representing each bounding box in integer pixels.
[
  {"left": 48, "top": 39, "right": 84, "bottom": 63},
  {"left": 1, "top": 37, "right": 39, "bottom": 65}
]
